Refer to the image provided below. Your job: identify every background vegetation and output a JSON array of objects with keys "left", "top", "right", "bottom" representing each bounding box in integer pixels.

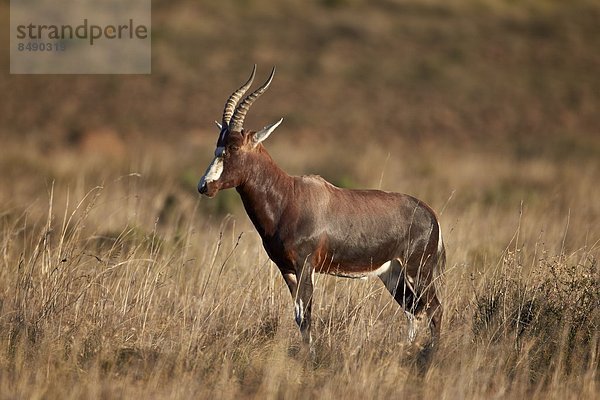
[{"left": 0, "top": 0, "right": 598, "bottom": 398}]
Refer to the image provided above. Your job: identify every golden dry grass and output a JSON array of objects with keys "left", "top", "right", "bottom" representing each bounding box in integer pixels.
[{"left": 0, "top": 137, "right": 597, "bottom": 399}]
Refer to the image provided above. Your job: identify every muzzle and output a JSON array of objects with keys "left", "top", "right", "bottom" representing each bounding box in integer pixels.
[{"left": 198, "top": 150, "right": 224, "bottom": 197}]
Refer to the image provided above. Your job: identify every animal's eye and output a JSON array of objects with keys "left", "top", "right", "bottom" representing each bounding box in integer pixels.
[
  {"left": 215, "top": 147, "right": 226, "bottom": 157},
  {"left": 229, "top": 145, "right": 240, "bottom": 152}
]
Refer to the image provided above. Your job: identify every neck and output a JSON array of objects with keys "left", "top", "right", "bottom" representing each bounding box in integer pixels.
[{"left": 236, "top": 148, "right": 293, "bottom": 238}]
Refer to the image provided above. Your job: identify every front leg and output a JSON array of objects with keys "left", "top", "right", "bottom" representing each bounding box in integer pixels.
[
  {"left": 280, "top": 265, "right": 314, "bottom": 345},
  {"left": 281, "top": 271, "right": 297, "bottom": 297},
  {"left": 281, "top": 271, "right": 305, "bottom": 334},
  {"left": 294, "top": 264, "right": 314, "bottom": 345}
]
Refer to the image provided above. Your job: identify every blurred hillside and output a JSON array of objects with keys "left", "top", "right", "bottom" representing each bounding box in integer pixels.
[
  {"left": 1, "top": 0, "right": 599, "bottom": 156},
  {"left": 0, "top": 3, "right": 599, "bottom": 397}
]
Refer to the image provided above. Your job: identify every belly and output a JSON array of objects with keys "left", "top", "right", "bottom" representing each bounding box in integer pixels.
[{"left": 313, "top": 228, "right": 402, "bottom": 275}]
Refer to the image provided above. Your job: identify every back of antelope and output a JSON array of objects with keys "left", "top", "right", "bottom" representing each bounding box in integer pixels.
[{"left": 198, "top": 66, "right": 446, "bottom": 347}]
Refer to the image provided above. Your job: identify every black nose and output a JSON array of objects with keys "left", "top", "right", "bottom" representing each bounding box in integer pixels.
[{"left": 198, "top": 183, "right": 207, "bottom": 194}]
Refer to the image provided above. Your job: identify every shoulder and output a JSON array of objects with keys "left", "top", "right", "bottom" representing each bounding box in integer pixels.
[
  {"left": 290, "top": 175, "right": 339, "bottom": 203},
  {"left": 295, "top": 174, "right": 335, "bottom": 188}
]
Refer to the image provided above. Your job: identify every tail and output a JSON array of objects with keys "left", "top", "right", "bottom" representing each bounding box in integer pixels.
[{"left": 433, "top": 220, "right": 446, "bottom": 303}]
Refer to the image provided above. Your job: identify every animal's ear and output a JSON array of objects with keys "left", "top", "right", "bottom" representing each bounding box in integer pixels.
[
  {"left": 252, "top": 118, "right": 283, "bottom": 145},
  {"left": 215, "top": 121, "right": 223, "bottom": 130}
]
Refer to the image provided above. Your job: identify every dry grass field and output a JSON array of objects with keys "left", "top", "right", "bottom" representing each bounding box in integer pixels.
[{"left": 1, "top": 0, "right": 599, "bottom": 398}]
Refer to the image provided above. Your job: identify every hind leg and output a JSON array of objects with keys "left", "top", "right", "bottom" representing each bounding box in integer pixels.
[
  {"left": 425, "top": 294, "right": 442, "bottom": 344},
  {"left": 379, "top": 259, "right": 420, "bottom": 343},
  {"left": 379, "top": 258, "right": 443, "bottom": 344},
  {"left": 410, "top": 256, "right": 443, "bottom": 345}
]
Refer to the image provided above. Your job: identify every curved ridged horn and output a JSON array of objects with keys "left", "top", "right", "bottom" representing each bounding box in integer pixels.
[
  {"left": 229, "top": 66, "right": 276, "bottom": 133},
  {"left": 222, "top": 65, "right": 256, "bottom": 126}
]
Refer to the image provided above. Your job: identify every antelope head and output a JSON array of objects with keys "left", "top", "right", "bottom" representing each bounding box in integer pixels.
[{"left": 198, "top": 65, "right": 283, "bottom": 197}]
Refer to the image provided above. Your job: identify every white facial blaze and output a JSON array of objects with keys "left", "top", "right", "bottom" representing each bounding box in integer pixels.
[{"left": 199, "top": 147, "right": 225, "bottom": 189}]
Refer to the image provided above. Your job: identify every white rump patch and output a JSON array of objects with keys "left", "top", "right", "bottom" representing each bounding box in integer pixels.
[{"left": 198, "top": 147, "right": 224, "bottom": 189}]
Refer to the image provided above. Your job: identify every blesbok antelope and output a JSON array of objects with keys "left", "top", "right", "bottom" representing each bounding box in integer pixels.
[{"left": 198, "top": 66, "right": 446, "bottom": 346}]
